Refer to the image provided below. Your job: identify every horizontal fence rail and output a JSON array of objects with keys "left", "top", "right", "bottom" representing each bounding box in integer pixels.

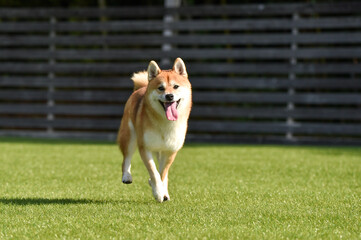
[{"left": 0, "top": 2, "right": 360, "bottom": 145}]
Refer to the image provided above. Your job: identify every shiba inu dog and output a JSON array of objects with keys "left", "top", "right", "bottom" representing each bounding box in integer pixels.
[{"left": 117, "top": 58, "right": 192, "bottom": 202}]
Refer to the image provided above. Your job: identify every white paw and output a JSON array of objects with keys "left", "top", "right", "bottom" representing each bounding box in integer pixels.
[
  {"left": 149, "top": 181, "right": 165, "bottom": 203},
  {"left": 149, "top": 179, "right": 170, "bottom": 201},
  {"left": 163, "top": 191, "right": 170, "bottom": 201},
  {"left": 122, "top": 172, "right": 133, "bottom": 184}
]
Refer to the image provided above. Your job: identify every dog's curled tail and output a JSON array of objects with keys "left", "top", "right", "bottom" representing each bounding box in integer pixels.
[{"left": 131, "top": 71, "right": 148, "bottom": 91}]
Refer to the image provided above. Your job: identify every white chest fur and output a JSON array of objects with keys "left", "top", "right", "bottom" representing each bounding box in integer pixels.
[{"left": 144, "top": 120, "right": 187, "bottom": 152}]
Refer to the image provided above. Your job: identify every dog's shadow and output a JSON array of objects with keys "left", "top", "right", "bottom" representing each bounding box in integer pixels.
[{"left": 0, "top": 197, "right": 148, "bottom": 205}]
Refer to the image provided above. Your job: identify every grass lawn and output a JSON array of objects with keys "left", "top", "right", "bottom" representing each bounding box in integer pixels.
[{"left": 0, "top": 138, "right": 360, "bottom": 239}]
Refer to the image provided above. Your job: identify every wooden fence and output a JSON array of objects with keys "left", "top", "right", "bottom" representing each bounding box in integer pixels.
[{"left": 0, "top": 2, "right": 360, "bottom": 144}]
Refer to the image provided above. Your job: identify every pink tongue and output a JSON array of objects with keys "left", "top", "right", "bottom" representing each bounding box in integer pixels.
[{"left": 164, "top": 102, "right": 178, "bottom": 121}]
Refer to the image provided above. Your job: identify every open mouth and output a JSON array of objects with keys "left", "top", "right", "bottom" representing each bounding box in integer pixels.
[{"left": 159, "top": 99, "right": 181, "bottom": 121}]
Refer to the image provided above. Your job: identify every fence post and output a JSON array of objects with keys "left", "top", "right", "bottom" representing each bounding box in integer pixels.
[
  {"left": 98, "top": 0, "right": 108, "bottom": 50},
  {"left": 286, "top": 12, "right": 299, "bottom": 142},
  {"left": 161, "top": 0, "right": 181, "bottom": 67},
  {"left": 47, "top": 16, "right": 56, "bottom": 135}
]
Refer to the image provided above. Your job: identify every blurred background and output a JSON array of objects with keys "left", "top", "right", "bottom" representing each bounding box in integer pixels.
[
  {"left": 0, "top": 0, "right": 360, "bottom": 144},
  {"left": 0, "top": 0, "right": 341, "bottom": 7}
]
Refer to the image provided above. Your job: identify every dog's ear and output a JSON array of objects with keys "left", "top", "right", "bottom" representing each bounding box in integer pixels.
[
  {"left": 173, "top": 58, "right": 188, "bottom": 78},
  {"left": 147, "top": 60, "right": 161, "bottom": 81}
]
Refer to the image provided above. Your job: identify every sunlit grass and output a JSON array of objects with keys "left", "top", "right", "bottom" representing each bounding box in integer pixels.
[{"left": 0, "top": 138, "right": 360, "bottom": 239}]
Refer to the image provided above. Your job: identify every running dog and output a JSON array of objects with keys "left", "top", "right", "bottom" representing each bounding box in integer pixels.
[{"left": 117, "top": 58, "right": 192, "bottom": 202}]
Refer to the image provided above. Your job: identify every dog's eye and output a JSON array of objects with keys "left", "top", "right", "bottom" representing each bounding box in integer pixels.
[
  {"left": 174, "top": 85, "right": 179, "bottom": 89},
  {"left": 158, "top": 86, "right": 165, "bottom": 91}
]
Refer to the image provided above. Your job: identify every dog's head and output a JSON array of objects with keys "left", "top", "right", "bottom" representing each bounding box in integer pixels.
[{"left": 146, "top": 58, "right": 192, "bottom": 121}]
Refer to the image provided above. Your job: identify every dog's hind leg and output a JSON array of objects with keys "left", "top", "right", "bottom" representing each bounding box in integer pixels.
[{"left": 118, "top": 119, "right": 137, "bottom": 184}]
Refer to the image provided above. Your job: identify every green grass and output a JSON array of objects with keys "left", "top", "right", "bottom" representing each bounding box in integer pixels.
[{"left": 0, "top": 138, "right": 360, "bottom": 239}]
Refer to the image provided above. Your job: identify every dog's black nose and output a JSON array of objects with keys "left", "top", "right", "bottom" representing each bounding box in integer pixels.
[{"left": 165, "top": 94, "right": 174, "bottom": 101}]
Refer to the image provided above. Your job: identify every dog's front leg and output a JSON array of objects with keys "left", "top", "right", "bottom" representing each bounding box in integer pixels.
[
  {"left": 139, "top": 147, "right": 165, "bottom": 202},
  {"left": 159, "top": 151, "right": 177, "bottom": 201}
]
